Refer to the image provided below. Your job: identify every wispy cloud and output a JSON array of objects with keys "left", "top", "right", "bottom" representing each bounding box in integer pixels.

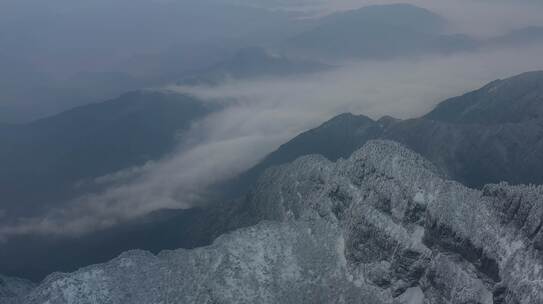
[{"left": 2, "top": 44, "right": 543, "bottom": 240}]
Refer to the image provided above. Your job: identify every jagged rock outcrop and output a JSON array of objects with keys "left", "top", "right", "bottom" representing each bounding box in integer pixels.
[{"left": 11, "top": 141, "right": 543, "bottom": 303}]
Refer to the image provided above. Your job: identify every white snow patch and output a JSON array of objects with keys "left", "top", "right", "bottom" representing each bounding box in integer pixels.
[
  {"left": 397, "top": 286, "right": 424, "bottom": 304},
  {"left": 410, "top": 226, "right": 426, "bottom": 250},
  {"left": 413, "top": 191, "right": 425, "bottom": 204},
  {"left": 509, "top": 240, "right": 524, "bottom": 253},
  {"left": 51, "top": 270, "right": 109, "bottom": 303},
  {"left": 336, "top": 235, "right": 347, "bottom": 270},
  {"left": 119, "top": 258, "right": 135, "bottom": 268},
  {"left": 480, "top": 288, "right": 494, "bottom": 304}
]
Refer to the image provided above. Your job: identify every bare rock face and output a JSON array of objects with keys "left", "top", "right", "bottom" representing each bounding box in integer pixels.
[{"left": 11, "top": 141, "right": 543, "bottom": 303}]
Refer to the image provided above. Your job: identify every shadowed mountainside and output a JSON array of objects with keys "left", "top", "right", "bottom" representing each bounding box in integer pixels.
[
  {"left": 235, "top": 71, "right": 543, "bottom": 190},
  {"left": 0, "top": 90, "right": 214, "bottom": 218}
]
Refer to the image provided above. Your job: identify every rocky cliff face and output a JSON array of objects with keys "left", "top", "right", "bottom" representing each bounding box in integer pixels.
[{"left": 11, "top": 141, "right": 543, "bottom": 303}]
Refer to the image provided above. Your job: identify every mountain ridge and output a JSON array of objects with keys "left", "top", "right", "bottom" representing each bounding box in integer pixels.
[
  {"left": 0, "top": 90, "right": 213, "bottom": 217},
  {"left": 283, "top": 3, "right": 478, "bottom": 59},
  {"left": 235, "top": 71, "right": 543, "bottom": 190},
  {"left": 179, "top": 47, "right": 330, "bottom": 85},
  {"left": 425, "top": 70, "right": 543, "bottom": 124},
  {"left": 5, "top": 71, "right": 542, "bottom": 283},
  {"left": 10, "top": 140, "right": 543, "bottom": 303}
]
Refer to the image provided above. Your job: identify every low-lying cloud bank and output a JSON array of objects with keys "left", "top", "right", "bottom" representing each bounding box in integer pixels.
[{"left": 2, "top": 44, "right": 543, "bottom": 240}]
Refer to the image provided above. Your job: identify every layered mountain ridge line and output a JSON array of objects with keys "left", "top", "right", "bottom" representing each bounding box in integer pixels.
[
  {"left": 283, "top": 3, "right": 543, "bottom": 61},
  {"left": 8, "top": 141, "right": 543, "bottom": 303},
  {"left": 425, "top": 70, "right": 543, "bottom": 124},
  {"left": 235, "top": 71, "right": 543, "bottom": 190},
  {"left": 3, "top": 2, "right": 543, "bottom": 302},
  {"left": 3, "top": 2, "right": 543, "bottom": 123},
  {"left": 2, "top": 70, "right": 543, "bottom": 283},
  {"left": 0, "top": 90, "right": 214, "bottom": 217}
]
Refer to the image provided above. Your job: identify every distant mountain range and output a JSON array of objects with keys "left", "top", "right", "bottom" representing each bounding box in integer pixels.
[
  {"left": 282, "top": 4, "right": 543, "bottom": 60},
  {"left": 178, "top": 47, "right": 330, "bottom": 85},
  {"left": 235, "top": 71, "right": 543, "bottom": 191},
  {"left": 489, "top": 26, "right": 543, "bottom": 46},
  {"left": 283, "top": 4, "right": 475, "bottom": 59},
  {"left": 0, "top": 90, "right": 213, "bottom": 218},
  {"left": 0, "top": 0, "right": 298, "bottom": 123},
  {"left": 3, "top": 3, "right": 543, "bottom": 123},
  {"left": 3, "top": 2, "right": 543, "bottom": 287},
  {"left": 4, "top": 70, "right": 542, "bottom": 283}
]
